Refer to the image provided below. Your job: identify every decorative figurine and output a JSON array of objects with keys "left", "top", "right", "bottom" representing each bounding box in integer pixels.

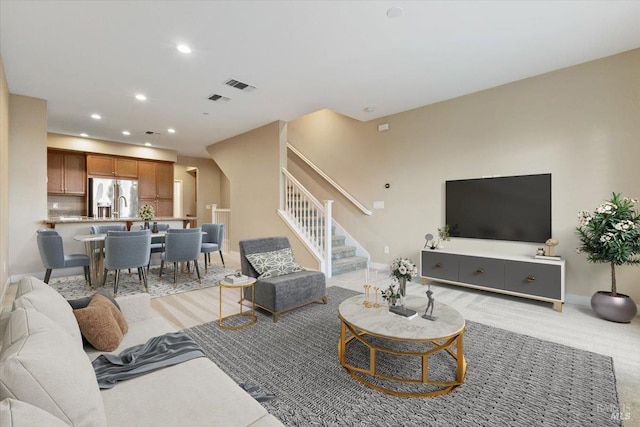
[
  {"left": 422, "top": 285, "right": 435, "bottom": 320},
  {"left": 544, "top": 238, "right": 559, "bottom": 256},
  {"left": 424, "top": 233, "right": 437, "bottom": 250}
]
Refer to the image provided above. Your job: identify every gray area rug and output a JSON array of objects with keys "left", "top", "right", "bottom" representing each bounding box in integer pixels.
[
  {"left": 49, "top": 264, "right": 233, "bottom": 299},
  {"left": 184, "top": 286, "right": 621, "bottom": 427}
]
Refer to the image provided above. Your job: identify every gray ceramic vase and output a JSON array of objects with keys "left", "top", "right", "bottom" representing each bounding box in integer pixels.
[{"left": 591, "top": 291, "right": 638, "bottom": 323}]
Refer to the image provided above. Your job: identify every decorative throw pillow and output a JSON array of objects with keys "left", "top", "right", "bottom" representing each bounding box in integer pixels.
[
  {"left": 245, "top": 247, "right": 303, "bottom": 279},
  {"left": 68, "top": 290, "right": 121, "bottom": 311},
  {"left": 73, "top": 294, "right": 128, "bottom": 351}
]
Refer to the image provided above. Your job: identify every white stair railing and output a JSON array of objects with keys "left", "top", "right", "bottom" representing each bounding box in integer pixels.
[
  {"left": 211, "top": 204, "right": 231, "bottom": 254},
  {"left": 281, "top": 168, "right": 332, "bottom": 277}
]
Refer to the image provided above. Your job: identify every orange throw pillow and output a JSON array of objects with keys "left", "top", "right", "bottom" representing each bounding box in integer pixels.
[{"left": 73, "top": 294, "right": 128, "bottom": 351}]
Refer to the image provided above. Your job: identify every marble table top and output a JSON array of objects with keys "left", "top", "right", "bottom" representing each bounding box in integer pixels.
[{"left": 338, "top": 294, "right": 465, "bottom": 340}]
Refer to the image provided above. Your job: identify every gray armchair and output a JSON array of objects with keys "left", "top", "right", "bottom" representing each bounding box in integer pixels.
[
  {"left": 160, "top": 228, "right": 202, "bottom": 287},
  {"left": 102, "top": 230, "right": 151, "bottom": 297},
  {"left": 200, "top": 223, "right": 225, "bottom": 270},
  {"left": 36, "top": 229, "right": 90, "bottom": 285},
  {"left": 239, "top": 236, "right": 327, "bottom": 322}
]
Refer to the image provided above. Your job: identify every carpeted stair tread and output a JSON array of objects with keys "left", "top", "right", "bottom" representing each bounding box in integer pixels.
[
  {"left": 331, "top": 245, "right": 356, "bottom": 260},
  {"left": 332, "top": 256, "right": 367, "bottom": 275}
]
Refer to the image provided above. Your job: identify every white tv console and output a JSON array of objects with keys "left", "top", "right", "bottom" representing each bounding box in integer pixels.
[{"left": 420, "top": 248, "right": 565, "bottom": 312}]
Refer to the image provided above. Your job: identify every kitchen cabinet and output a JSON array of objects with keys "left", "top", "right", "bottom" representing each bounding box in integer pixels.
[
  {"left": 138, "top": 160, "right": 174, "bottom": 217},
  {"left": 47, "top": 150, "right": 86, "bottom": 196},
  {"left": 87, "top": 155, "right": 138, "bottom": 178}
]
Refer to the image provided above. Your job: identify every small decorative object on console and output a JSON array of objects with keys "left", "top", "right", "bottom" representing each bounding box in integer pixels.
[
  {"left": 424, "top": 233, "right": 437, "bottom": 250},
  {"left": 544, "top": 238, "right": 559, "bottom": 256},
  {"left": 224, "top": 274, "right": 249, "bottom": 284}
]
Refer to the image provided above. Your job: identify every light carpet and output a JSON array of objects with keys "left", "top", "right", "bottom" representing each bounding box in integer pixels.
[
  {"left": 184, "top": 286, "right": 621, "bottom": 427},
  {"left": 49, "top": 264, "right": 233, "bottom": 299}
]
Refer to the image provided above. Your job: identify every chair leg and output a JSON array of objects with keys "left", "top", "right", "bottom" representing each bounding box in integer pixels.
[
  {"left": 84, "top": 266, "right": 92, "bottom": 288},
  {"left": 219, "top": 251, "right": 225, "bottom": 268},
  {"left": 159, "top": 260, "right": 164, "bottom": 277},
  {"left": 137, "top": 267, "right": 142, "bottom": 283},
  {"left": 140, "top": 267, "right": 149, "bottom": 293},
  {"left": 102, "top": 269, "right": 108, "bottom": 287},
  {"left": 203, "top": 253, "right": 208, "bottom": 272},
  {"left": 173, "top": 262, "right": 177, "bottom": 288},
  {"left": 44, "top": 269, "right": 52, "bottom": 284},
  {"left": 194, "top": 259, "right": 201, "bottom": 284},
  {"left": 113, "top": 270, "right": 120, "bottom": 298}
]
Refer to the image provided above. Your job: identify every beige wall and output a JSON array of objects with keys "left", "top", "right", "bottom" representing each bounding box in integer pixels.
[
  {"left": 206, "top": 121, "right": 317, "bottom": 268},
  {"left": 48, "top": 132, "right": 177, "bottom": 162},
  {"left": 0, "top": 55, "right": 9, "bottom": 303},
  {"left": 176, "top": 155, "right": 224, "bottom": 227},
  {"left": 173, "top": 165, "right": 197, "bottom": 217},
  {"left": 9, "top": 95, "right": 48, "bottom": 278},
  {"left": 288, "top": 49, "right": 640, "bottom": 301}
]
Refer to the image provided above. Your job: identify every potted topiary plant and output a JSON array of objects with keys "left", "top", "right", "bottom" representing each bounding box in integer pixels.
[{"left": 576, "top": 192, "right": 640, "bottom": 322}]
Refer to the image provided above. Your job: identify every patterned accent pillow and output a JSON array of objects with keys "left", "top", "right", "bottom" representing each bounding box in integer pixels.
[{"left": 245, "top": 247, "right": 304, "bottom": 279}]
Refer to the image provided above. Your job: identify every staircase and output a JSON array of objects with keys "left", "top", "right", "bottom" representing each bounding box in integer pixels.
[{"left": 330, "top": 227, "right": 368, "bottom": 275}]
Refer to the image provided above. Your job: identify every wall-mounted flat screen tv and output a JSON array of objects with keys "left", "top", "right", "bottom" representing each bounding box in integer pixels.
[{"left": 445, "top": 173, "right": 551, "bottom": 243}]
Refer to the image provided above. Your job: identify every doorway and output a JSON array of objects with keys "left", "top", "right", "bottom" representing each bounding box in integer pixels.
[{"left": 173, "top": 180, "right": 183, "bottom": 217}]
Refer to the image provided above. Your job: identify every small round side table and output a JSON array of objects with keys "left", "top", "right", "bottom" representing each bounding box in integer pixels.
[{"left": 218, "top": 277, "right": 257, "bottom": 330}]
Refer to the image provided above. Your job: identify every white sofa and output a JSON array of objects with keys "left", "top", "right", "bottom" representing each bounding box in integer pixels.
[{"left": 0, "top": 276, "right": 283, "bottom": 427}]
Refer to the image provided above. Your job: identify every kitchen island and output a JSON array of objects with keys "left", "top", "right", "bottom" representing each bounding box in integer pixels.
[{"left": 44, "top": 216, "right": 198, "bottom": 230}]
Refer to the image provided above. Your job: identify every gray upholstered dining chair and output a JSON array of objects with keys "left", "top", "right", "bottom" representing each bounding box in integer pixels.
[
  {"left": 36, "top": 229, "right": 91, "bottom": 285},
  {"left": 102, "top": 230, "right": 152, "bottom": 297},
  {"left": 159, "top": 228, "right": 202, "bottom": 288},
  {"left": 200, "top": 223, "right": 225, "bottom": 271},
  {"left": 139, "top": 223, "right": 170, "bottom": 268},
  {"left": 90, "top": 224, "right": 127, "bottom": 234}
]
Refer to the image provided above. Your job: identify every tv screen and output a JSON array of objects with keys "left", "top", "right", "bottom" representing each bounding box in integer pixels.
[{"left": 445, "top": 174, "right": 551, "bottom": 243}]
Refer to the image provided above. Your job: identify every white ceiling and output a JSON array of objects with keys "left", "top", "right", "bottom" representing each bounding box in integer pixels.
[{"left": 2, "top": 1, "right": 640, "bottom": 158}]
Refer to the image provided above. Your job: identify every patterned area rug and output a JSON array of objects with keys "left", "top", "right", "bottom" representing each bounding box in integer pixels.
[
  {"left": 184, "top": 287, "right": 621, "bottom": 427},
  {"left": 49, "top": 264, "right": 233, "bottom": 299}
]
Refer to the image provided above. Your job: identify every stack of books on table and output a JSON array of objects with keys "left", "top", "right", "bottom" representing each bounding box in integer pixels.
[
  {"left": 223, "top": 274, "right": 250, "bottom": 285},
  {"left": 534, "top": 255, "right": 562, "bottom": 261}
]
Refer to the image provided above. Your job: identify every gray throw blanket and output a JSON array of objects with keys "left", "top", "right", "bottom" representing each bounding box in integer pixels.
[{"left": 92, "top": 331, "right": 205, "bottom": 389}]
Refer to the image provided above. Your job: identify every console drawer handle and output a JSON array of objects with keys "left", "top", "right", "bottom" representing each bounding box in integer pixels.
[
  {"left": 525, "top": 276, "right": 535, "bottom": 282},
  {"left": 475, "top": 268, "right": 484, "bottom": 274},
  {"left": 435, "top": 263, "right": 443, "bottom": 268}
]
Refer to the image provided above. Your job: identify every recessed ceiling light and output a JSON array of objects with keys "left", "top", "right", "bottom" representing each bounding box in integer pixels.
[
  {"left": 91, "top": 113, "right": 101, "bottom": 120},
  {"left": 80, "top": 133, "right": 88, "bottom": 137},
  {"left": 363, "top": 107, "right": 375, "bottom": 113},
  {"left": 176, "top": 44, "right": 191, "bottom": 54},
  {"left": 144, "top": 142, "right": 152, "bottom": 147},
  {"left": 167, "top": 128, "right": 176, "bottom": 134},
  {"left": 386, "top": 7, "right": 403, "bottom": 18},
  {"left": 122, "top": 130, "right": 131, "bottom": 136},
  {"left": 135, "top": 94, "right": 147, "bottom": 101}
]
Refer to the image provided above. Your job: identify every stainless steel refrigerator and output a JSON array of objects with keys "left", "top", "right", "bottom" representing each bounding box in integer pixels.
[{"left": 88, "top": 178, "right": 139, "bottom": 218}]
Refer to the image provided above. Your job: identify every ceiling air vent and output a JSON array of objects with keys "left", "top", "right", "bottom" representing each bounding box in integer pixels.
[
  {"left": 208, "top": 94, "right": 231, "bottom": 103},
  {"left": 145, "top": 130, "right": 160, "bottom": 135},
  {"left": 224, "top": 78, "right": 256, "bottom": 92}
]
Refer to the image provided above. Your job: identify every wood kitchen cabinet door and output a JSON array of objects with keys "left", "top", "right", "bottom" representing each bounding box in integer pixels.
[
  {"left": 47, "top": 151, "right": 65, "bottom": 194},
  {"left": 87, "top": 155, "right": 114, "bottom": 176},
  {"left": 138, "top": 161, "right": 157, "bottom": 199},
  {"left": 47, "top": 150, "right": 86, "bottom": 196},
  {"left": 156, "top": 199, "right": 174, "bottom": 217},
  {"left": 156, "top": 162, "right": 174, "bottom": 199},
  {"left": 63, "top": 153, "right": 87, "bottom": 195},
  {"left": 115, "top": 158, "right": 138, "bottom": 178}
]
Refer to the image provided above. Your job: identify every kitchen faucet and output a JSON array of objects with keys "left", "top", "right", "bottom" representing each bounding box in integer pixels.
[{"left": 113, "top": 195, "right": 128, "bottom": 218}]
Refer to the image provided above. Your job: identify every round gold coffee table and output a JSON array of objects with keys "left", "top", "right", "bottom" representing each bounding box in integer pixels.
[
  {"left": 338, "top": 294, "right": 466, "bottom": 398},
  {"left": 218, "top": 277, "right": 257, "bottom": 330}
]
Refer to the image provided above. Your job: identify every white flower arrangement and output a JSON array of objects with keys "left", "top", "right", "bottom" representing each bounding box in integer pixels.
[
  {"left": 138, "top": 204, "right": 155, "bottom": 220},
  {"left": 381, "top": 283, "right": 401, "bottom": 302},
  {"left": 389, "top": 257, "right": 418, "bottom": 282}
]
